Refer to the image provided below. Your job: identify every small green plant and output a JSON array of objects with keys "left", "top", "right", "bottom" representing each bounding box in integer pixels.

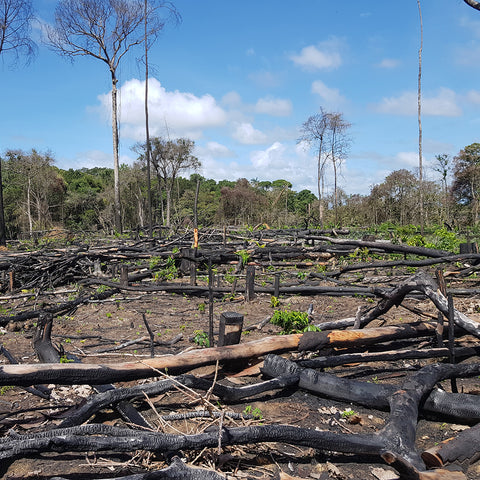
[
  {"left": 193, "top": 330, "right": 210, "bottom": 347},
  {"left": 235, "top": 249, "right": 250, "bottom": 264},
  {"left": 270, "top": 308, "right": 321, "bottom": 334},
  {"left": 243, "top": 405, "right": 263, "bottom": 420},
  {"left": 198, "top": 302, "right": 206, "bottom": 313},
  {"left": 270, "top": 296, "right": 280, "bottom": 308},
  {"left": 96, "top": 284, "right": 108, "bottom": 294},
  {"left": 60, "top": 355, "right": 74, "bottom": 364},
  {"left": 224, "top": 273, "right": 236, "bottom": 284},
  {"left": 341, "top": 408, "right": 356, "bottom": 418},
  {"left": 106, "top": 312, "right": 112, "bottom": 318},
  {"left": 0, "top": 385, "right": 14, "bottom": 395}
]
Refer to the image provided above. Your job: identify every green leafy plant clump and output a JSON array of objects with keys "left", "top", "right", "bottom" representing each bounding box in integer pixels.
[
  {"left": 193, "top": 330, "right": 209, "bottom": 347},
  {"left": 270, "top": 308, "right": 321, "bottom": 334}
]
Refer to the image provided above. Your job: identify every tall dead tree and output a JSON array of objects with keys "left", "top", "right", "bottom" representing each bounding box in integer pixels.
[
  {"left": 298, "top": 108, "right": 330, "bottom": 228},
  {"left": 0, "top": 0, "right": 36, "bottom": 246},
  {"left": 417, "top": 0, "right": 424, "bottom": 233},
  {"left": 326, "top": 111, "right": 351, "bottom": 227},
  {"left": 149, "top": 137, "right": 200, "bottom": 228},
  {"left": 142, "top": 1, "right": 179, "bottom": 237},
  {"left": 47, "top": 0, "right": 166, "bottom": 233}
]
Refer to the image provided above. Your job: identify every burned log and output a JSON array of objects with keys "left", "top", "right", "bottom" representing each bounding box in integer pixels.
[
  {"left": 262, "top": 355, "right": 480, "bottom": 424},
  {"left": 51, "top": 456, "right": 226, "bottom": 480},
  {"left": 3, "top": 361, "right": 480, "bottom": 478},
  {"left": 58, "top": 373, "right": 299, "bottom": 428},
  {"left": 0, "top": 334, "right": 303, "bottom": 386},
  {"left": 0, "top": 320, "right": 440, "bottom": 387},
  {"left": 32, "top": 313, "right": 152, "bottom": 430},
  {"left": 422, "top": 422, "right": 480, "bottom": 468},
  {"left": 358, "top": 271, "right": 480, "bottom": 338},
  {"left": 298, "top": 345, "right": 480, "bottom": 369}
]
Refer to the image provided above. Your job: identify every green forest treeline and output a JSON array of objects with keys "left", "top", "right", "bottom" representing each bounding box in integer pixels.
[{"left": 2, "top": 142, "right": 480, "bottom": 239}]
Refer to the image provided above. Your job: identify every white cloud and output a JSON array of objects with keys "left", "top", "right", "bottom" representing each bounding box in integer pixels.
[
  {"left": 311, "top": 80, "right": 346, "bottom": 107},
  {"left": 231, "top": 122, "right": 268, "bottom": 144},
  {"left": 248, "top": 70, "right": 283, "bottom": 88},
  {"left": 96, "top": 78, "right": 227, "bottom": 141},
  {"left": 222, "top": 91, "right": 242, "bottom": 108},
  {"left": 251, "top": 142, "right": 287, "bottom": 169},
  {"left": 466, "top": 90, "right": 480, "bottom": 104},
  {"left": 290, "top": 37, "right": 343, "bottom": 71},
  {"left": 254, "top": 97, "right": 292, "bottom": 117},
  {"left": 377, "top": 58, "right": 400, "bottom": 69},
  {"left": 196, "top": 141, "right": 236, "bottom": 159},
  {"left": 374, "top": 88, "right": 462, "bottom": 116},
  {"left": 71, "top": 149, "right": 113, "bottom": 169}
]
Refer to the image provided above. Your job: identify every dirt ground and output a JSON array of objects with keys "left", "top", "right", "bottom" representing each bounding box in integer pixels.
[{"left": 1, "top": 276, "right": 480, "bottom": 479}]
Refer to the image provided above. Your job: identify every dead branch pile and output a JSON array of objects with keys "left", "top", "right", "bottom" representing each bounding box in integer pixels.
[{"left": 1, "top": 232, "right": 480, "bottom": 479}]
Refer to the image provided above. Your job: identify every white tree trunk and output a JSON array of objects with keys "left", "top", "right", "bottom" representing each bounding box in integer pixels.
[{"left": 111, "top": 74, "right": 122, "bottom": 233}]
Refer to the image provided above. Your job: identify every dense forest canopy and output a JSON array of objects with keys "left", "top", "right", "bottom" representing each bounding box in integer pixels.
[{"left": 0, "top": 142, "right": 479, "bottom": 238}]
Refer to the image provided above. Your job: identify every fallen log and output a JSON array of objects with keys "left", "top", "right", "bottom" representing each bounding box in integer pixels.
[
  {"left": 32, "top": 313, "right": 152, "bottom": 430},
  {"left": 422, "top": 422, "right": 480, "bottom": 468},
  {"left": 309, "top": 235, "right": 452, "bottom": 258},
  {"left": 358, "top": 271, "right": 480, "bottom": 338},
  {"left": 51, "top": 456, "right": 226, "bottom": 480},
  {"left": 298, "top": 321, "right": 436, "bottom": 352},
  {"left": 0, "top": 321, "right": 439, "bottom": 387},
  {"left": 58, "top": 374, "right": 299, "bottom": 428},
  {"left": 4, "top": 361, "right": 479, "bottom": 478},
  {"left": 0, "top": 334, "right": 303, "bottom": 386},
  {"left": 298, "top": 345, "right": 480, "bottom": 369},
  {"left": 262, "top": 355, "right": 480, "bottom": 424}
]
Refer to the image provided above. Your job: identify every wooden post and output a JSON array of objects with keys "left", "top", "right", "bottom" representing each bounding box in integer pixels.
[
  {"left": 274, "top": 273, "right": 280, "bottom": 298},
  {"left": 435, "top": 269, "right": 446, "bottom": 347},
  {"left": 8, "top": 271, "right": 14, "bottom": 292},
  {"left": 245, "top": 265, "right": 255, "bottom": 301},
  {"left": 218, "top": 312, "right": 244, "bottom": 347},
  {"left": 459, "top": 242, "right": 478, "bottom": 254},
  {"left": 93, "top": 260, "right": 101, "bottom": 276},
  {"left": 208, "top": 258, "right": 214, "bottom": 348},
  {"left": 120, "top": 265, "right": 129, "bottom": 287},
  {"left": 447, "top": 293, "right": 458, "bottom": 393},
  {"left": 189, "top": 263, "right": 196, "bottom": 286}
]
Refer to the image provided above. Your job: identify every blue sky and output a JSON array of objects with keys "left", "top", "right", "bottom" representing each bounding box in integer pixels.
[{"left": 2, "top": 0, "right": 480, "bottom": 196}]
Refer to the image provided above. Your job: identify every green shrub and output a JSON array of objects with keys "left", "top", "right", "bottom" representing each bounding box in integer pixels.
[{"left": 270, "top": 308, "right": 321, "bottom": 334}]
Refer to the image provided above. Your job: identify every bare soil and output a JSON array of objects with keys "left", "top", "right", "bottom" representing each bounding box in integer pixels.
[{"left": 1, "top": 274, "right": 480, "bottom": 479}]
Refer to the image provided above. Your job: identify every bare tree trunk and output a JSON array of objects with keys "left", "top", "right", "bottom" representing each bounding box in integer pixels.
[
  {"left": 166, "top": 185, "right": 172, "bottom": 227},
  {"left": 27, "top": 176, "right": 33, "bottom": 235},
  {"left": 333, "top": 158, "right": 338, "bottom": 225},
  {"left": 111, "top": 73, "right": 122, "bottom": 233},
  {"left": 317, "top": 152, "right": 324, "bottom": 227},
  {"left": 144, "top": 0, "right": 153, "bottom": 237},
  {"left": 0, "top": 160, "right": 5, "bottom": 246},
  {"left": 417, "top": 0, "right": 424, "bottom": 234}
]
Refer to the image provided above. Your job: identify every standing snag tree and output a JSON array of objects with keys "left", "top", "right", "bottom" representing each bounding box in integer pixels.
[
  {"left": 0, "top": 0, "right": 36, "bottom": 246},
  {"left": 433, "top": 153, "right": 450, "bottom": 224},
  {"left": 325, "top": 111, "right": 351, "bottom": 226},
  {"left": 47, "top": 0, "right": 167, "bottom": 233},
  {"left": 147, "top": 137, "right": 200, "bottom": 228},
  {"left": 417, "top": 0, "right": 424, "bottom": 234},
  {"left": 298, "top": 108, "right": 329, "bottom": 228},
  {"left": 298, "top": 108, "right": 351, "bottom": 228},
  {"left": 142, "top": 1, "right": 179, "bottom": 237}
]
